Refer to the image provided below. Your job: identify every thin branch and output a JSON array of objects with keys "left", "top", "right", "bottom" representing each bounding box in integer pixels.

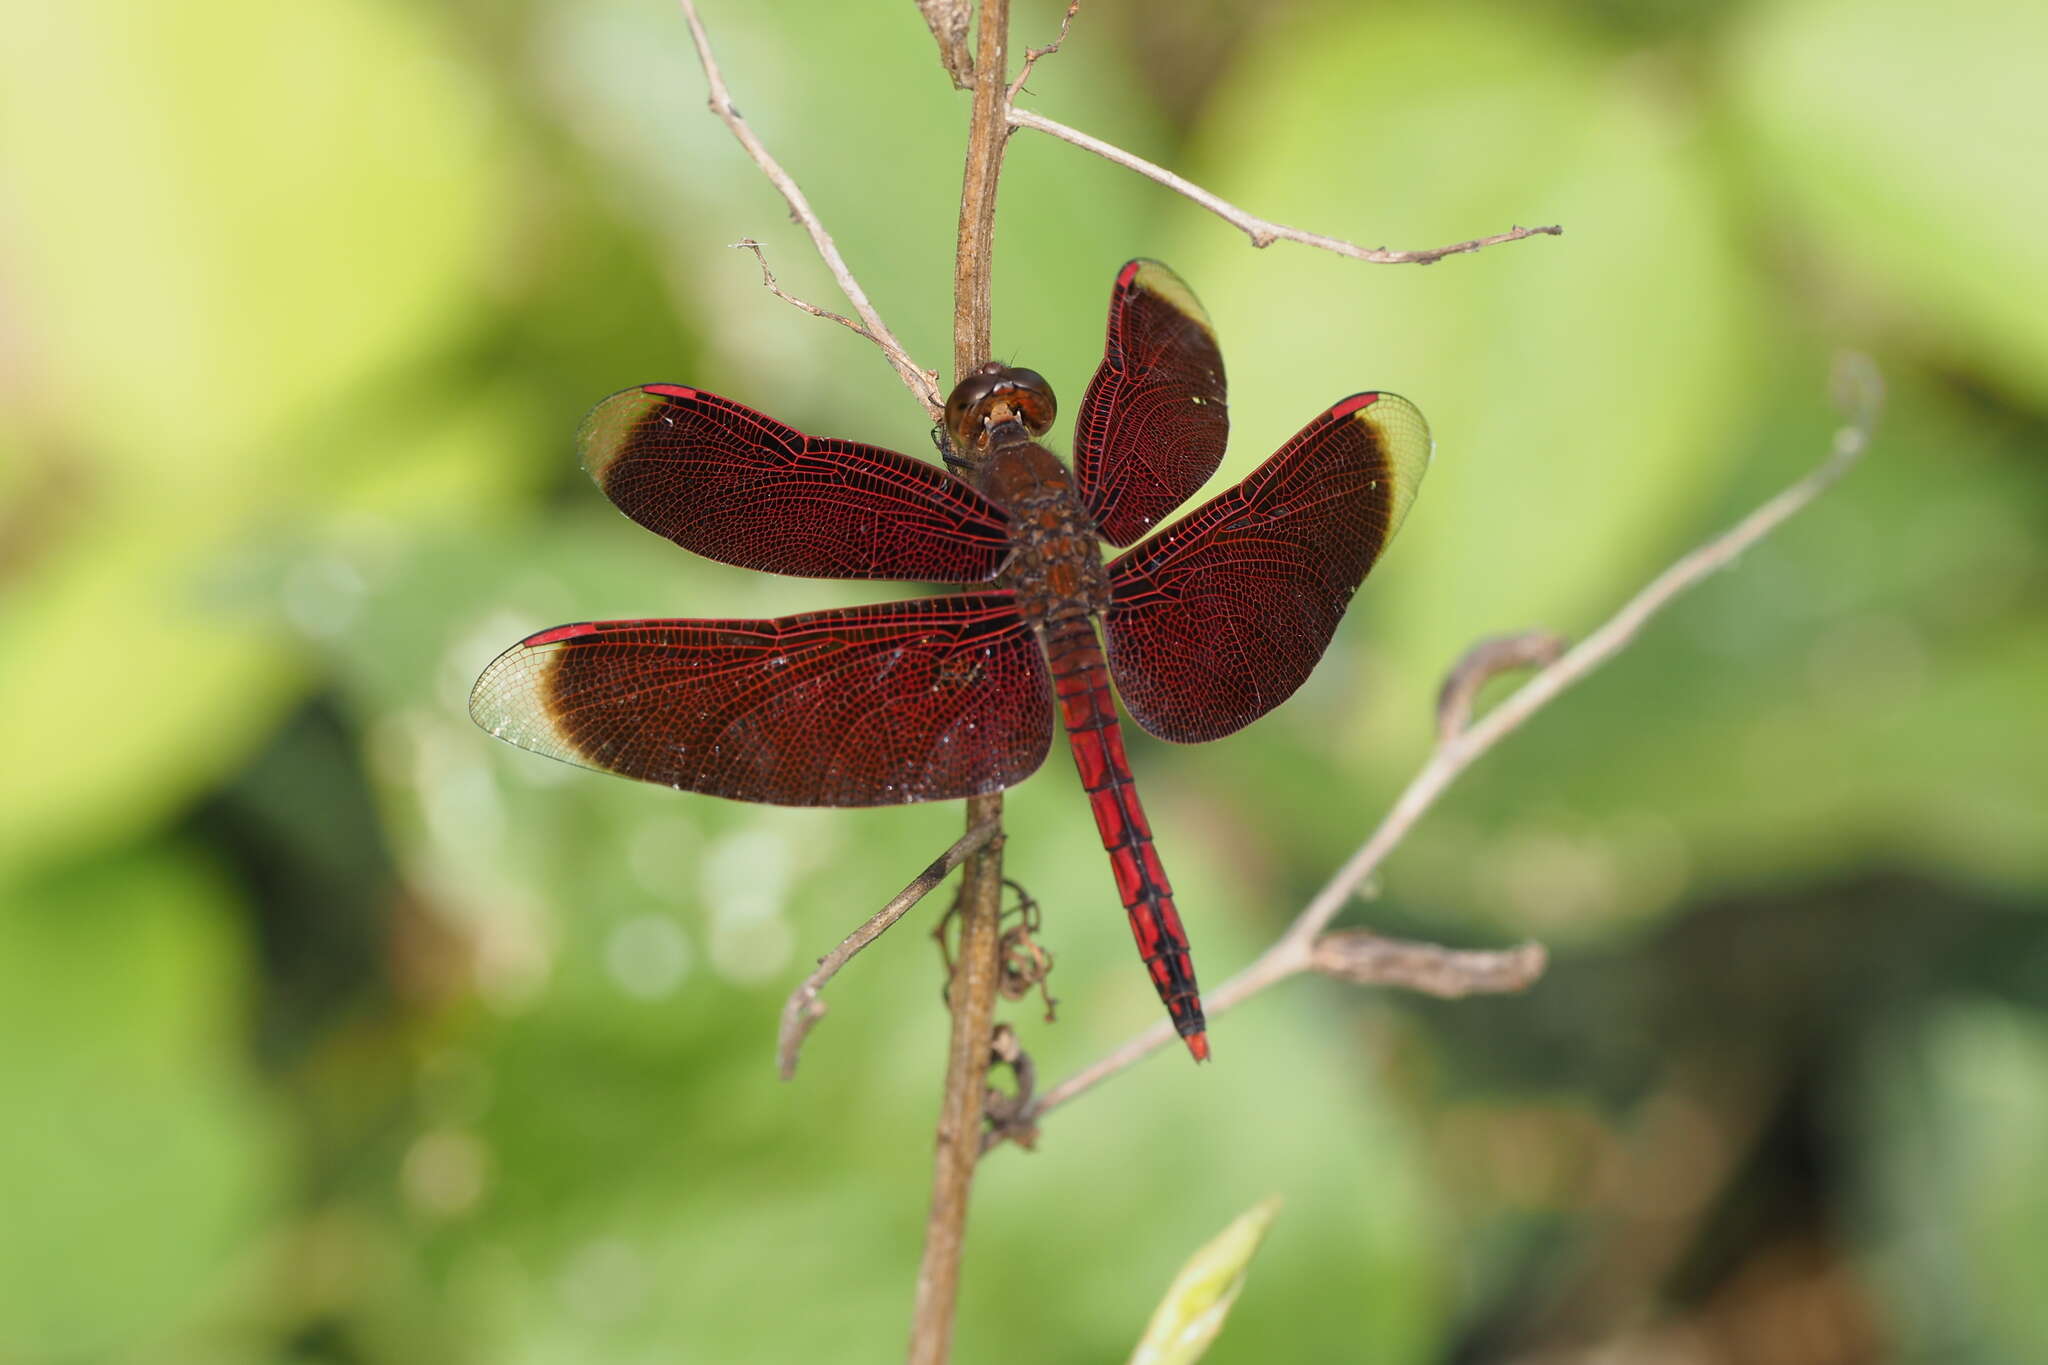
[
  {"left": 677, "top": 0, "right": 943, "bottom": 416},
  {"left": 910, "top": 1, "right": 1013, "bottom": 1358},
  {"left": 731, "top": 239, "right": 895, "bottom": 351},
  {"left": 777, "top": 818, "right": 1001, "bottom": 1080},
  {"left": 1436, "top": 630, "right": 1569, "bottom": 743},
  {"left": 1008, "top": 107, "right": 1562, "bottom": 265},
  {"left": 1005, "top": 1, "right": 1081, "bottom": 104},
  {"left": 1018, "top": 353, "right": 1883, "bottom": 1126},
  {"left": 1309, "top": 931, "right": 1548, "bottom": 997},
  {"left": 949, "top": 4, "right": 1013, "bottom": 378},
  {"left": 910, "top": 811, "right": 1005, "bottom": 1346}
]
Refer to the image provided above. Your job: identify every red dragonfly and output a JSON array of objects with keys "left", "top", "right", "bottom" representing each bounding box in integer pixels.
[{"left": 471, "top": 260, "right": 1430, "bottom": 1060}]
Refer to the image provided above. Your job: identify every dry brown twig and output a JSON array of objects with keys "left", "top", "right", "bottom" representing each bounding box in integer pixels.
[
  {"left": 1309, "top": 932, "right": 1550, "bottom": 997},
  {"left": 910, "top": 3, "right": 1015, "bottom": 1357},
  {"left": 1015, "top": 352, "right": 1884, "bottom": 1130},
  {"left": 1006, "top": 108, "right": 1563, "bottom": 264},
  {"left": 776, "top": 818, "right": 1001, "bottom": 1080},
  {"left": 729, "top": 238, "right": 889, "bottom": 355},
  {"left": 917, "top": 0, "right": 975, "bottom": 89},
  {"left": 1006, "top": 1, "right": 1081, "bottom": 103},
  {"left": 677, "top": 0, "right": 943, "bottom": 414},
  {"left": 1436, "top": 630, "right": 1570, "bottom": 742}
]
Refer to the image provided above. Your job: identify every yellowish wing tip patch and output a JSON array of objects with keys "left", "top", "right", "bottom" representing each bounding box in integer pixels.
[
  {"left": 1123, "top": 259, "right": 1217, "bottom": 341},
  {"left": 1347, "top": 391, "right": 1432, "bottom": 543},
  {"left": 576, "top": 385, "right": 674, "bottom": 483}
]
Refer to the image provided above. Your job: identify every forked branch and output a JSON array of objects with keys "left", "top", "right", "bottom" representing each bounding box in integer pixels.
[
  {"left": 1006, "top": 1, "right": 1081, "bottom": 103},
  {"left": 677, "top": 0, "right": 943, "bottom": 414},
  {"left": 1015, "top": 353, "right": 1883, "bottom": 1128},
  {"left": 731, "top": 239, "right": 891, "bottom": 355}
]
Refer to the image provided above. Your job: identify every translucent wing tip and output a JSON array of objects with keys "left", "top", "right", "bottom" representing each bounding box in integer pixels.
[
  {"left": 576, "top": 384, "right": 690, "bottom": 485},
  {"left": 466, "top": 626, "right": 594, "bottom": 772},
  {"left": 1117, "top": 259, "right": 1217, "bottom": 343},
  {"left": 1334, "top": 391, "right": 1432, "bottom": 546}
]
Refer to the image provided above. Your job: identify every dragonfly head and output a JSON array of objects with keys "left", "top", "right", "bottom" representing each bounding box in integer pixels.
[{"left": 944, "top": 363, "right": 1057, "bottom": 454}]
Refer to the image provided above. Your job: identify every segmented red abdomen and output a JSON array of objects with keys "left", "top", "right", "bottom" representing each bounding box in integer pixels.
[{"left": 1042, "top": 615, "right": 1209, "bottom": 1060}]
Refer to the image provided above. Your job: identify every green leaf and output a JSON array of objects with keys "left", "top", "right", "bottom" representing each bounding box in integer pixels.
[{"left": 1129, "top": 1197, "right": 1283, "bottom": 1365}]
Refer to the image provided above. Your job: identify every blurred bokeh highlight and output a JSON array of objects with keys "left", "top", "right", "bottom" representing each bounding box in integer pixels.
[{"left": 3, "top": 0, "right": 2043, "bottom": 1361}]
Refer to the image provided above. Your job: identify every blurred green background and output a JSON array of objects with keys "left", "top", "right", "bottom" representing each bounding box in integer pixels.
[{"left": 3, "top": 0, "right": 2044, "bottom": 1360}]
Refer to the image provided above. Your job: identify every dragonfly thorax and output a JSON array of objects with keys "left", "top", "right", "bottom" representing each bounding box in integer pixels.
[{"left": 984, "top": 439, "right": 1111, "bottom": 626}]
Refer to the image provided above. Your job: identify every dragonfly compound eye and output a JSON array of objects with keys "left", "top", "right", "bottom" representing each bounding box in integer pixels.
[
  {"left": 1003, "top": 368, "right": 1057, "bottom": 437},
  {"left": 944, "top": 364, "right": 1058, "bottom": 447}
]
